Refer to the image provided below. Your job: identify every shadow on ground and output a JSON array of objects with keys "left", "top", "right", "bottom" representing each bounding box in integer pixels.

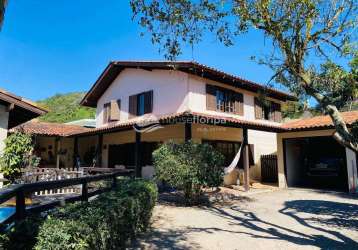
[
  {"left": 201, "top": 199, "right": 358, "bottom": 249},
  {"left": 133, "top": 193, "right": 358, "bottom": 249}
]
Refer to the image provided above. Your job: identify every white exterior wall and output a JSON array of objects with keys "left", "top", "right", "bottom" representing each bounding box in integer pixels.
[
  {"left": 0, "top": 105, "right": 9, "bottom": 155},
  {"left": 96, "top": 68, "right": 190, "bottom": 127},
  {"left": 248, "top": 130, "right": 277, "bottom": 181}
]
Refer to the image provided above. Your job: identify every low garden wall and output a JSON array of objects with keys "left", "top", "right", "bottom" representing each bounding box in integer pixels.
[{"left": 0, "top": 179, "right": 157, "bottom": 250}]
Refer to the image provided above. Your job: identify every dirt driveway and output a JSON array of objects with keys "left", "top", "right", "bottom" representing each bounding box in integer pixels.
[{"left": 134, "top": 189, "right": 358, "bottom": 250}]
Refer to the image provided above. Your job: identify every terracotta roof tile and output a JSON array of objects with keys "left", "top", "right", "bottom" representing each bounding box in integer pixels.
[
  {"left": 76, "top": 111, "right": 285, "bottom": 136},
  {"left": 10, "top": 111, "right": 358, "bottom": 137},
  {"left": 10, "top": 121, "right": 91, "bottom": 137},
  {"left": 282, "top": 111, "right": 358, "bottom": 131}
]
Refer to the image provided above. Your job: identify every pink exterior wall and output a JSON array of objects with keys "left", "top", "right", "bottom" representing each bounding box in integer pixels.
[
  {"left": 96, "top": 68, "right": 283, "bottom": 127},
  {"left": 96, "top": 68, "right": 190, "bottom": 127}
]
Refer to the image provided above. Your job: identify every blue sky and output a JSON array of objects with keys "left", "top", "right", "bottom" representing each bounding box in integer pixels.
[{"left": 0, "top": 0, "right": 292, "bottom": 101}]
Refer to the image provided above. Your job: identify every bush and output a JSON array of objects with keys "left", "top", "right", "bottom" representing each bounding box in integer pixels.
[
  {"left": 0, "top": 179, "right": 157, "bottom": 250},
  {"left": 153, "top": 140, "right": 224, "bottom": 204},
  {"left": 0, "top": 132, "right": 40, "bottom": 183}
]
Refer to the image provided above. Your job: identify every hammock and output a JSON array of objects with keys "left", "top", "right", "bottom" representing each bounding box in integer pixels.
[{"left": 224, "top": 143, "right": 244, "bottom": 174}]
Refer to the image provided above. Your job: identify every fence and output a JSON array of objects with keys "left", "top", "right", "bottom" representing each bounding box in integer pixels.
[
  {"left": 0, "top": 170, "right": 133, "bottom": 229},
  {"left": 261, "top": 154, "right": 278, "bottom": 183},
  {"left": 22, "top": 168, "right": 83, "bottom": 196}
]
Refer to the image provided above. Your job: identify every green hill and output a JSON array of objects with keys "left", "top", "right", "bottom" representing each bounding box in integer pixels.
[{"left": 37, "top": 92, "right": 95, "bottom": 123}]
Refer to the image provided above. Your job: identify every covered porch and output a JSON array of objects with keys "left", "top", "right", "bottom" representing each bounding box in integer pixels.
[{"left": 74, "top": 111, "right": 284, "bottom": 190}]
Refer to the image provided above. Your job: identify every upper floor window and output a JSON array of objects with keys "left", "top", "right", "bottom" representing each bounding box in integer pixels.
[
  {"left": 254, "top": 97, "right": 282, "bottom": 122},
  {"left": 103, "top": 99, "right": 121, "bottom": 124},
  {"left": 103, "top": 102, "right": 111, "bottom": 124},
  {"left": 206, "top": 84, "right": 243, "bottom": 115},
  {"left": 129, "top": 90, "right": 153, "bottom": 118}
]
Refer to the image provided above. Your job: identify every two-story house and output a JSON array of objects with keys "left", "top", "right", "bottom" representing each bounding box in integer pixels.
[
  {"left": 77, "top": 61, "right": 294, "bottom": 184},
  {"left": 12, "top": 61, "right": 357, "bottom": 192}
]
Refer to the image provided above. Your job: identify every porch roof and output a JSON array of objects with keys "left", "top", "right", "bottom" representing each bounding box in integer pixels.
[
  {"left": 0, "top": 88, "right": 48, "bottom": 128},
  {"left": 281, "top": 110, "right": 358, "bottom": 132},
  {"left": 10, "top": 120, "right": 92, "bottom": 137},
  {"left": 75, "top": 111, "right": 286, "bottom": 136}
]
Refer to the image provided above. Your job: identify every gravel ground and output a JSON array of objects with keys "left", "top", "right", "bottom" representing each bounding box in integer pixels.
[{"left": 133, "top": 188, "right": 358, "bottom": 250}]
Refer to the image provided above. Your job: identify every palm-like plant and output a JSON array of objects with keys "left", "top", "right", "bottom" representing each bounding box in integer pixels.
[{"left": 0, "top": 0, "right": 7, "bottom": 29}]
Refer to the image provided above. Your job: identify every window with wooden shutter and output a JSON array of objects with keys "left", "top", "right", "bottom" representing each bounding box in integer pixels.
[
  {"left": 144, "top": 90, "right": 153, "bottom": 114},
  {"left": 110, "top": 99, "right": 121, "bottom": 121},
  {"left": 206, "top": 84, "right": 216, "bottom": 111},
  {"left": 206, "top": 84, "right": 243, "bottom": 114},
  {"left": 129, "top": 90, "right": 153, "bottom": 118},
  {"left": 272, "top": 102, "right": 282, "bottom": 122},
  {"left": 103, "top": 102, "right": 111, "bottom": 124},
  {"left": 254, "top": 98, "right": 263, "bottom": 119},
  {"left": 234, "top": 92, "right": 244, "bottom": 116},
  {"left": 128, "top": 95, "right": 137, "bottom": 118}
]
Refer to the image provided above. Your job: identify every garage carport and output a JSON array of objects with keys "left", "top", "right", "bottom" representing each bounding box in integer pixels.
[
  {"left": 277, "top": 111, "right": 358, "bottom": 193},
  {"left": 283, "top": 136, "right": 348, "bottom": 191}
]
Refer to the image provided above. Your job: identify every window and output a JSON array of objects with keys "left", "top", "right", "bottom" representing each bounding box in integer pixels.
[
  {"left": 203, "top": 140, "right": 255, "bottom": 167},
  {"left": 129, "top": 90, "right": 153, "bottom": 118},
  {"left": 103, "top": 102, "right": 111, "bottom": 124},
  {"left": 103, "top": 99, "right": 121, "bottom": 124},
  {"left": 206, "top": 84, "right": 243, "bottom": 115},
  {"left": 137, "top": 92, "right": 146, "bottom": 116},
  {"left": 254, "top": 98, "right": 282, "bottom": 122}
]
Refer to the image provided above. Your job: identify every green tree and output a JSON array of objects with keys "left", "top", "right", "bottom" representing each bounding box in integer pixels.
[
  {"left": 131, "top": 0, "right": 358, "bottom": 152},
  {"left": 153, "top": 141, "right": 224, "bottom": 204},
  {"left": 0, "top": 132, "right": 38, "bottom": 183},
  {"left": 314, "top": 55, "right": 358, "bottom": 112},
  {"left": 0, "top": 0, "right": 6, "bottom": 29}
]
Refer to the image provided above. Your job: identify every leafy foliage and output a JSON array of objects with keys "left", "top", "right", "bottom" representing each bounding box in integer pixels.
[
  {"left": 313, "top": 57, "right": 358, "bottom": 112},
  {"left": 131, "top": 0, "right": 358, "bottom": 151},
  {"left": 0, "top": 0, "right": 6, "bottom": 30},
  {"left": 153, "top": 141, "right": 224, "bottom": 204},
  {"left": 0, "top": 132, "right": 39, "bottom": 182},
  {"left": 37, "top": 92, "right": 95, "bottom": 123},
  {"left": 0, "top": 179, "right": 157, "bottom": 250}
]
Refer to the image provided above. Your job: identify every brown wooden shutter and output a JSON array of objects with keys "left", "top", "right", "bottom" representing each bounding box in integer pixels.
[
  {"left": 273, "top": 102, "right": 282, "bottom": 122},
  {"left": 129, "top": 95, "right": 137, "bottom": 118},
  {"left": 268, "top": 102, "right": 275, "bottom": 121},
  {"left": 234, "top": 92, "right": 244, "bottom": 115},
  {"left": 111, "top": 99, "right": 121, "bottom": 121},
  {"left": 254, "top": 98, "right": 263, "bottom": 119},
  {"left": 206, "top": 84, "right": 217, "bottom": 111},
  {"left": 103, "top": 103, "right": 110, "bottom": 124},
  {"left": 144, "top": 90, "right": 153, "bottom": 114}
]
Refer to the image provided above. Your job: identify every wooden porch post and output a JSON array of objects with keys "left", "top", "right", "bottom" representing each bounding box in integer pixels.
[
  {"left": 135, "top": 132, "right": 142, "bottom": 178},
  {"left": 73, "top": 136, "right": 79, "bottom": 170},
  {"left": 243, "top": 128, "right": 250, "bottom": 191},
  {"left": 97, "top": 134, "right": 103, "bottom": 167},
  {"left": 185, "top": 122, "right": 192, "bottom": 142},
  {"left": 56, "top": 137, "right": 61, "bottom": 169}
]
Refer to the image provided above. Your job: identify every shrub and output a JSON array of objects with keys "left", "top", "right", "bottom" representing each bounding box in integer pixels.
[
  {"left": 153, "top": 140, "right": 224, "bottom": 204},
  {"left": 0, "top": 179, "right": 157, "bottom": 250},
  {"left": 0, "top": 132, "right": 39, "bottom": 183}
]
